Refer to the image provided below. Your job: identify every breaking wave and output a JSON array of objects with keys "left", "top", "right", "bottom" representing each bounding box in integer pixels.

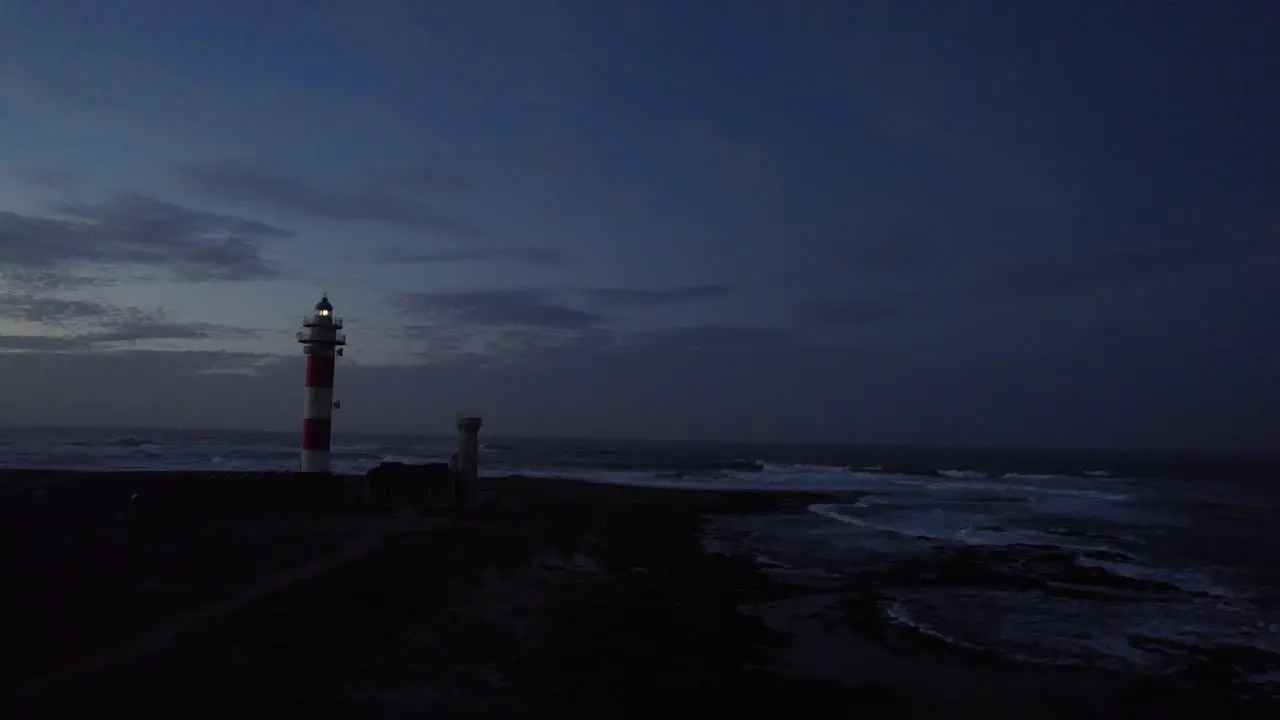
[
  {"left": 938, "top": 469, "right": 987, "bottom": 479},
  {"left": 106, "top": 435, "right": 155, "bottom": 448}
]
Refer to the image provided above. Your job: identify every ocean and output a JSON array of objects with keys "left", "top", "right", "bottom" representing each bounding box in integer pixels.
[{"left": 3, "top": 425, "right": 1279, "bottom": 686}]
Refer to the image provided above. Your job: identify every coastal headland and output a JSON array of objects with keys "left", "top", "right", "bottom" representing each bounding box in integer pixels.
[{"left": 0, "top": 469, "right": 1275, "bottom": 718}]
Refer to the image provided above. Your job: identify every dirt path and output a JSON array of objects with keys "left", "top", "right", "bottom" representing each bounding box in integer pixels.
[{"left": 5, "top": 519, "right": 443, "bottom": 714}]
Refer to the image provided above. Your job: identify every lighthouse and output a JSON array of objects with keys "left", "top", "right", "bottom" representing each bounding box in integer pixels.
[{"left": 296, "top": 294, "right": 346, "bottom": 473}]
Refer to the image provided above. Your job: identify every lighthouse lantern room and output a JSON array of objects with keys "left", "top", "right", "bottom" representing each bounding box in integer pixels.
[{"left": 296, "top": 294, "right": 346, "bottom": 473}]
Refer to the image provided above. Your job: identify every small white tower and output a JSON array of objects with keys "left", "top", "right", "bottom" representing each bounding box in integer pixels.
[{"left": 296, "top": 294, "right": 346, "bottom": 473}]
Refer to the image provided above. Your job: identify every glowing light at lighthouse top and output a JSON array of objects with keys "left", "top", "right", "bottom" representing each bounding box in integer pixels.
[{"left": 297, "top": 294, "right": 347, "bottom": 347}]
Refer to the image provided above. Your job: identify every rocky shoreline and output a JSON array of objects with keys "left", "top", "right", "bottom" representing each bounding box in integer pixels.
[{"left": 1, "top": 470, "right": 1277, "bottom": 717}]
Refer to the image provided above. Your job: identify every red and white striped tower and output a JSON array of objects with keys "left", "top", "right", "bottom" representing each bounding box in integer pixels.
[{"left": 296, "top": 294, "right": 346, "bottom": 473}]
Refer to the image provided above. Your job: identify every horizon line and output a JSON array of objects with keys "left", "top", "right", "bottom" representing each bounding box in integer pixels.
[{"left": 0, "top": 422, "right": 1274, "bottom": 460}]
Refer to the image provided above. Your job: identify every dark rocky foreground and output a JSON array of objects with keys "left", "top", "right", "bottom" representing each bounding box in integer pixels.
[{"left": 1, "top": 470, "right": 1276, "bottom": 718}]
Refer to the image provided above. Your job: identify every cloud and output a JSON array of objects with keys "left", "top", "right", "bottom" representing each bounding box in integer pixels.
[
  {"left": 10, "top": 167, "right": 78, "bottom": 191},
  {"left": 0, "top": 335, "right": 95, "bottom": 352},
  {"left": 0, "top": 267, "right": 108, "bottom": 291},
  {"left": 0, "top": 323, "right": 232, "bottom": 352},
  {"left": 195, "top": 353, "right": 286, "bottom": 377},
  {"left": 393, "top": 284, "right": 735, "bottom": 332},
  {"left": 391, "top": 283, "right": 772, "bottom": 370},
  {"left": 0, "top": 349, "right": 303, "bottom": 430},
  {"left": 0, "top": 292, "right": 253, "bottom": 351},
  {"left": 577, "top": 284, "right": 732, "bottom": 310},
  {"left": 0, "top": 194, "right": 291, "bottom": 282},
  {"left": 408, "top": 324, "right": 617, "bottom": 367},
  {"left": 394, "top": 289, "right": 605, "bottom": 330},
  {"left": 391, "top": 285, "right": 746, "bottom": 366},
  {"left": 175, "top": 161, "right": 480, "bottom": 236},
  {"left": 0, "top": 294, "right": 111, "bottom": 324},
  {"left": 378, "top": 246, "right": 569, "bottom": 266},
  {"left": 94, "top": 314, "right": 243, "bottom": 344}
]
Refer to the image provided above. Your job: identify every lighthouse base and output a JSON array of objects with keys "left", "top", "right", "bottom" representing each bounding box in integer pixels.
[{"left": 300, "top": 450, "right": 331, "bottom": 474}]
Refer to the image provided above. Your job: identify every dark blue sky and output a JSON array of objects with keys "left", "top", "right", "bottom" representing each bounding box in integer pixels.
[{"left": 0, "top": 1, "right": 1276, "bottom": 450}]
